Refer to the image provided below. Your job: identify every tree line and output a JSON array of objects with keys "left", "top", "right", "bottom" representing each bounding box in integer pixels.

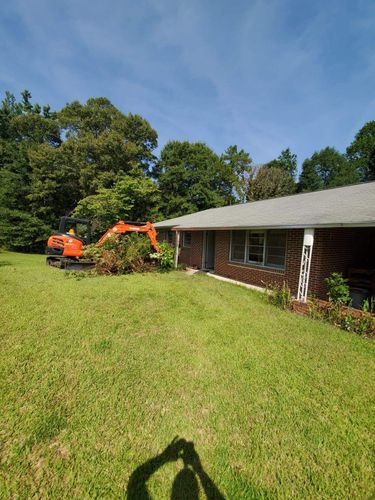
[{"left": 0, "top": 90, "right": 374, "bottom": 250}]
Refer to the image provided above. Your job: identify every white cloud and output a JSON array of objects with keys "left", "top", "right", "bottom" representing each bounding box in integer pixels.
[{"left": 1, "top": 0, "right": 374, "bottom": 167}]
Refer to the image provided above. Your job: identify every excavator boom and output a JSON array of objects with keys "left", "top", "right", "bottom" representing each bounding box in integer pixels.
[
  {"left": 46, "top": 218, "right": 159, "bottom": 269},
  {"left": 97, "top": 220, "right": 159, "bottom": 252}
]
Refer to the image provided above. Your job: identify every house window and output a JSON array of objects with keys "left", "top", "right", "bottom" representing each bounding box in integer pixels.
[
  {"left": 182, "top": 232, "right": 192, "bottom": 247},
  {"left": 166, "top": 231, "right": 174, "bottom": 245},
  {"left": 265, "top": 230, "right": 287, "bottom": 268},
  {"left": 230, "top": 230, "right": 246, "bottom": 262},
  {"left": 247, "top": 231, "right": 265, "bottom": 264},
  {"left": 230, "top": 230, "right": 287, "bottom": 269}
]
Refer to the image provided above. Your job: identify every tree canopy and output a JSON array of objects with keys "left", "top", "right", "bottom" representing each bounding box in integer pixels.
[
  {"left": 152, "top": 141, "right": 250, "bottom": 218},
  {"left": 0, "top": 91, "right": 159, "bottom": 250},
  {"left": 248, "top": 165, "right": 295, "bottom": 201},
  {"left": 346, "top": 121, "right": 375, "bottom": 181},
  {"left": 264, "top": 148, "right": 297, "bottom": 179},
  {"left": 0, "top": 89, "right": 373, "bottom": 251},
  {"left": 299, "top": 147, "right": 359, "bottom": 192}
]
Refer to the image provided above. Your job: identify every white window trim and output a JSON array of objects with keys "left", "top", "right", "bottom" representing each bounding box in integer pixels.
[{"left": 229, "top": 230, "right": 287, "bottom": 270}]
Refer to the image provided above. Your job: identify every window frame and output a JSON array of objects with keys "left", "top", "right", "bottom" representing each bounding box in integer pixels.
[
  {"left": 229, "top": 229, "right": 287, "bottom": 270},
  {"left": 182, "top": 231, "right": 192, "bottom": 248},
  {"left": 264, "top": 230, "right": 287, "bottom": 269},
  {"left": 247, "top": 230, "right": 266, "bottom": 265},
  {"left": 229, "top": 230, "right": 247, "bottom": 263}
]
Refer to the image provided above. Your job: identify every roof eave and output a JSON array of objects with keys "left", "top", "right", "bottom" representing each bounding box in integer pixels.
[{"left": 162, "top": 222, "right": 375, "bottom": 231}]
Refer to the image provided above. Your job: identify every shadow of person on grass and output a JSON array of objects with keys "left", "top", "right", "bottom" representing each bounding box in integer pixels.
[{"left": 126, "top": 436, "right": 225, "bottom": 500}]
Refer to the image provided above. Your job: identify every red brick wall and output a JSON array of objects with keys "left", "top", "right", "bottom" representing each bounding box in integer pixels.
[
  {"left": 157, "top": 230, "right": 203, "bottom": 268},
  {"left": 309, "top": 228, "right": 375, "bottom": 298},
  {"left": 179, "top": 231, "right": 203, "bottom": 267},
  {"left": 214, "top": 230, "right": 304, "bottom": 295},
  {"left": 160, "top": 227, "right": 374, "bottom": 299}
]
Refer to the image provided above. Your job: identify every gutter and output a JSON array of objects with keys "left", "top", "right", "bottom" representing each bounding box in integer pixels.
[{"left": 154, "top": 222, "right": 375, "bottom": 231}]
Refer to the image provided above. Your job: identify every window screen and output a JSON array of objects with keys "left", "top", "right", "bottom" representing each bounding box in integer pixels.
[
  {"left": 183, "top": 232, "right": 192, "bottom": 247},
  {"left": 230, "top": 231, "right": 246, "bottom": 262},
  {"left": 230, "top": 229, "right": 287, "bottom": 269},
  {"left": 265, "top": 230, "right": 287, "bottom": 268},
  {"left": 247, "top": 231, "right": 265, "bottom": 264}
]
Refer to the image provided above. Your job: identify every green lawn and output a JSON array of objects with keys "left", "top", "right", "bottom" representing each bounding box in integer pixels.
[{"left": 0, "top": 252, "right": 374, "bottom": 499}]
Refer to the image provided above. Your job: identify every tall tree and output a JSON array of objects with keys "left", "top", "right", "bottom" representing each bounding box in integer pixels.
[
  {"left": 58, "top": 97, "right": 158, "bottom": 196},
  {"left": 220, "top": 145, "right": 252, "bottom": 203},
  {"left": 0, "top": 90, "right": 59, "bottom": 249},
  {"left": 0, "top": 93, "right": 160, "bottom": 250},
  {"left": 248, "top": 165, "right": 295, "bottom": 201},
  {"left": 299, "top": 147, "right": 359, "bottom": 192},
  {"left": 265, "top": 148, "right": 297, "bottom": 179},
  {"left": 73, "top": 176, "right": 160, "bottom": 238},
  {"left": 153, "top": 141, "right": 229, "bottom": 218},
  {"left": 346, "top": 121, "right": 375, "bottom": 181}
]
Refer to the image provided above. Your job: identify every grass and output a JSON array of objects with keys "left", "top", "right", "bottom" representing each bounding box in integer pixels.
[{"left": 0, "top": 251, "right": 374, "bottom": 499}]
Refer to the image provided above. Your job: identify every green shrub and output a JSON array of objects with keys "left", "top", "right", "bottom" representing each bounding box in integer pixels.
[
  {"left": 81, "top": 235, "right": 176, "bottom": 275},
  {"left": 325, "top": 272, "right": 351, "bottom": 305},
  {"left": 267, "top": 282, "right": 292, "bottom": 310},
  {"left": 150, "top": 241, "right": 175, "bottom": 271},
  {"left": 84, "top": 233, "right": 154, "bottom": 275},
  {"left": 0, "top": 207, "right": 51, "bottom": 252},
  {"left": 308, "top": 298, "right": 374, "bottom": 337}
]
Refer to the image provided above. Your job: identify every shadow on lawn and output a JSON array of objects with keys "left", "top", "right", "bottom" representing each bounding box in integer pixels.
[{"left": 126, "top": 437, "right": 226, "bottom": 500}]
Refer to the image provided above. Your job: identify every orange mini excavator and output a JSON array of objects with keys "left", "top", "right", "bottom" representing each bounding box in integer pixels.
[{"left": 46, "top": 216, "right": 159, "bottom": 269}]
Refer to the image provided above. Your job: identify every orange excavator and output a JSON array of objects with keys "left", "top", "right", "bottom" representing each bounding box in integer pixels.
[{"left": 46, "top": 216, "right": 159, "bottom": 269}]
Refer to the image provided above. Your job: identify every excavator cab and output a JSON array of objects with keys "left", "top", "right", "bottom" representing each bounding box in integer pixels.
[
  {"left": 46, "top": 217, "right": 92, "bottom": 268},
  {"left": 59, "top": 217, "right": 91, "bottom": 245}
]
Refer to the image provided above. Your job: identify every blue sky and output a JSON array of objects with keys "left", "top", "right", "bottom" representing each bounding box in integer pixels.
[{"left": 1, "top": 0, "right": 374, "bottom": 170}]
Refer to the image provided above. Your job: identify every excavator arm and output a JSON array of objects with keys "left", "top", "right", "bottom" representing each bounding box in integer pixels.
[{"left": 97, "top": 220, "right": 159, "bottom": 252}]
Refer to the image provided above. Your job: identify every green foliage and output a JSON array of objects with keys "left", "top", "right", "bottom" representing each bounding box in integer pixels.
[
  {"left": 346, "top": 120, "right": 375, "bottom": 181},
  {"left": 308, "top": 299, "right": 374, "bottom": 337},
  {"left": 73, "top": 176, "right": 160, "bottom": 239},
  {"left": 325, "top": 272, "right": 351, "bottom": 305},
  {"left": 265, "top": 148, "right": 297, "bottom": 179},
  {"left": 248, "top": 165, "right": 295, "bottom": 201},
  {"left": 299, "top": 147, "right": 359, "bottom": 192},
  {"left": 361, "top": 298, "right": 374, "bottom": 313},
  {"left": 267, "top": 282, "right": 293, "bottom": 310},
  {"left": 83, "top": 235, "right": 175, "bottom": 275},
  {"left": 153, "top": 141, "right": 240, "bottom": 218},
  {"left": 220, "top": 145, "right": 252, "bottom": 203},
  {"left": 0, "top": 207, "right": 51, "bottom": 251},
  {"left": 1, "top": 87, "right": 374, "bottom": 253},
  {"left": 58, "top": 98, "right": 157, "bottom": 194},
  {"left": 150, "top": 241, "right": 175, "bottom": 270},
  {"left": 0, "top": 91, "right": 159, "bottom": 251},
  {"left": 85, "top": 233, "right": 154, "bottom": 275}
]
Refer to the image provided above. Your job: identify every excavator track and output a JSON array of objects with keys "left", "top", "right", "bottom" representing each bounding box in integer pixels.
[{"left": 46, "top": 256, "right": 95, "bottom": 271}]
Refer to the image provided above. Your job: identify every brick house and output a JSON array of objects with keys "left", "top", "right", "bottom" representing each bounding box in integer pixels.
[{"left": 155, "top": 182, "right": 375, "bottom": 304}]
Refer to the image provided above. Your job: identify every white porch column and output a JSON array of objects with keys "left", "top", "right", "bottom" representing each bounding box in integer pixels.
[
  {"left": 174, "top": 231, "right": 180, "bottom": 269},
  {"left": 297, "top": 228, "right": 315, "bottom": 302}
]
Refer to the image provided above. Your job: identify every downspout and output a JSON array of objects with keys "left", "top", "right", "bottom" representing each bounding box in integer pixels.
[
  {"left": 174, "top": 231, "right": 180, "bottom": 269},
  {"left": 297, "top": 228, "right": 315, "bottom": 302}
]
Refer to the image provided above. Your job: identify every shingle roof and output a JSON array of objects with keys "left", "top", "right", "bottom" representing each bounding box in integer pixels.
[{"left": 154, "top": 182, "right": 375, "bottom": 230}]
